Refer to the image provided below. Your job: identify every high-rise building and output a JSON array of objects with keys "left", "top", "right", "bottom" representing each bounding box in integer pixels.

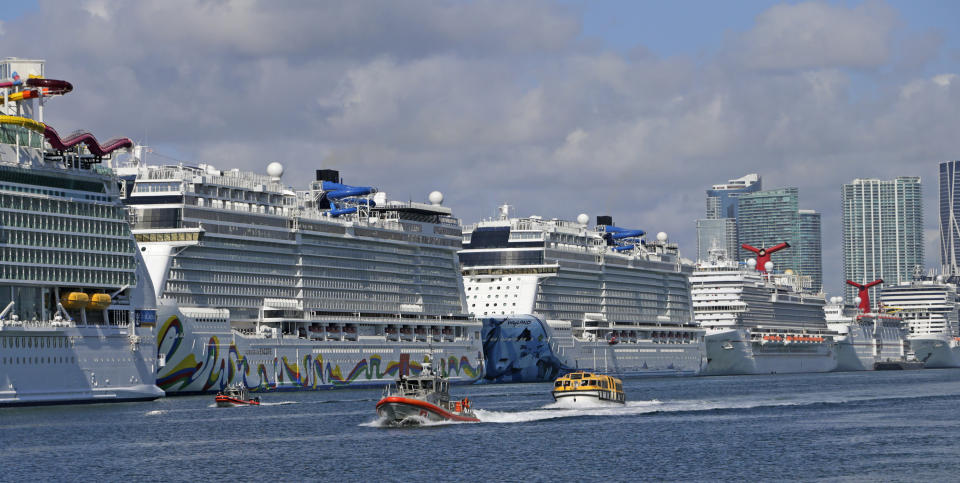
[
  {"left": 798, "top": 210, "right": 822, "bottom": 291},
  {"left": 705, "top": 173, "right": 762, "bottom": 219},
  {"left": 841, "top": 177, "right": 924, "bottom": 304},
  {"left": 696, "top": 218, "right": 737, "bottom": 261},
  {"left": 696, "top": 173, "right": 761, "bottom": 262},
  {"left": 939, "top": 161, "right": 960, "bottom": 275}
]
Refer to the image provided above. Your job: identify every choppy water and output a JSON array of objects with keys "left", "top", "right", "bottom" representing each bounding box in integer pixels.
[{"left": 2, "top": 369, "right": 959, "bottom": 481}]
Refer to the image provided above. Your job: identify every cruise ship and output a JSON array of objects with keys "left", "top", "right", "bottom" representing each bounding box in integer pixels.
[
  {"left": 461, "top": 207, "right": 706, "bottom": 383},
  {"left": 0, "top": 57, "right": 163, "bottom": 405},
  {"left": 691, "top": 246, "right": 837, "bottom": 375},
  {"left": 880, "top": 276, "right": 960, "bottom": 368},
  {"left": 823, "top": 291, "right": 906, "bottom": 371},
  {"left": 116, "top": 161, "right": 483, "bottom": 393}
]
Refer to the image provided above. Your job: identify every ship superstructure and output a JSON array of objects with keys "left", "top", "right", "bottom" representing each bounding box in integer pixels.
[
  {"left": 0, "top": 57, "right": 162, "bottom": 405},
  {"left": 461, "top": 207, "right": 705, "bottom": 382},
  {"left": 117, "top": 162, "right": 482, "bottom": 392},
  {"left": 880, "top": 276, "right": 960, "bottom": 368},
  {"left": 691, "top": 247, "right": 837, "bottom": 375}
]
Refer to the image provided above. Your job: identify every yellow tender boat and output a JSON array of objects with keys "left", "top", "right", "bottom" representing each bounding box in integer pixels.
[{"left": 551, "top": 371, "right": 625, "bottom": 406}]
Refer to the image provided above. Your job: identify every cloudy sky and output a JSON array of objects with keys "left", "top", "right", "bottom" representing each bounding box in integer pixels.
[{"left": 1, "top": 0, "right": 958, "bottom": 296}]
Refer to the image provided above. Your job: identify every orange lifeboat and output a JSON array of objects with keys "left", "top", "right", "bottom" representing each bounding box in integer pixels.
[
  {"left": 86, "top": 293, "right": 111, "bottom": 311},
  {"left": 61, "top": 292, "right": 89, "bottom": 310}
]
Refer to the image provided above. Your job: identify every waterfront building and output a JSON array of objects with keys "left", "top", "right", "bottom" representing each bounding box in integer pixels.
[
  {"left": 696, "top": 218, "right": 737, "bottom": 262},
  {"left": 736, "top": 188, "right": 822, "bottom": 292},
  {"left": 696, "top": 173, "right": 761, "bottom": 262},
  {"left": 798, "top": 209, "right": 823, "bottom": 292},
  {"left": 939, "top": 161, "right": 960, "bottom": 275},
  {"left": 841, "top": 177, "right": 924, "bottom": 305}
]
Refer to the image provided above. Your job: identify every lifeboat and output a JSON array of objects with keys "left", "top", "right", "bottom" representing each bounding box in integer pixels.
[
  {"left": 552, "top": 371, "right": 625, "bottom": 407},
  {"left": 60, "top": 292, "right": 89, "bottom": 310},
  {"left": 86, "top": 293, "right": 111, "bottom": 311}
]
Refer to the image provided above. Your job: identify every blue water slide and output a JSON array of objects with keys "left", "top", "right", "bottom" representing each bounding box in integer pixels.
[
  {"left": 339, "top": 197, "right": 376, "bottom": 206},
  {"left": 328, "top": 207, "right": 358, "bottom": 217},
  {"left": 320, "top": 181, "right": 374, "bottom": 199},
  {"left": 612, "top": 245, "right": 635, "bottom": 252},
  {"left": 610, "top": 230, "right": 645, "bottom": 240}
]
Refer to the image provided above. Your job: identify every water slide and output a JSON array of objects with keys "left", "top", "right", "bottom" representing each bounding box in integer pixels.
[
  {"left": 0, "top": 77, "right": 73, "bottom": 105},
  {"left": 0, "top": 76, "right": 130, "bottom": 155}
]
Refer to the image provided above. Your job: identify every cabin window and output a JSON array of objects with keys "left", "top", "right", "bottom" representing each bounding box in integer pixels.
[{"left": 554, "top": 381, "right": 562, "bottom": 387}]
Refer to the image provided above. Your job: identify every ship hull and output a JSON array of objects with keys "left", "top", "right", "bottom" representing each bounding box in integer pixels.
[
  {"left": 703, "top": 328, "right": 838, "bottom": 375},
  {"left": 832, "top": 322, "right": 906, "bottom": 372},
  {"left": 0, "top": 325, "right": 163, "bottom": 406},
  {"left": 155, "top": 307, "right": 483, "bottom": 394},
  {"left": 375, "top": 396, "right": 479, "bottom": 424},
  {"left": 480, "top": 316, "right": 704, "bottom": 383},
  {"left": 909, "top": 335, "right": 960, "bottom": 368}
]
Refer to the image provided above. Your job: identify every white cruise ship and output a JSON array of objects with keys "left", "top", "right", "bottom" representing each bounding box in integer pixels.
[
  {"left": 116, "top": 162, "right": 482, "bottom": 393},
  {"left": 691, "top": 247, "right": 837, "bottom": 375},
  {"left": 0, "top": 57, "right": 162, "bottom": 405},
  {"left": 460, "top": 207, "right": 706, "bottom": 383},
  {"left": 880, "top": 277, "right": 960, "bottom": 368},
  {"left": 823, "top": 297, "right": 906, "bottom": 371}
]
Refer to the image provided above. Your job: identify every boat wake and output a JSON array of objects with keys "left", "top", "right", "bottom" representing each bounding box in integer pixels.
[
  {"left": 144, "top": 409, "right": 167, "bottom": 416},
  {"left": 258, "top": 401, "right": 297, "bottom": 406}
]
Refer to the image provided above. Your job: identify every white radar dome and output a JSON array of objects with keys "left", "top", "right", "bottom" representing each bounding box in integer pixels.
[
  {"left": 936, "top": 275, "right": 945, "bottom": 282},
  {"left": 746, "top": 259, "right": 757, "bottom": 268},
  {"left": 657, "top": 232, "right": 668, "bottom": 242},
  {"left": 764, "top": 261, "right": 774, "bottom": 272},
  {"left": 266, "top": 162, "right": 284, "bottom": 180},
  {"left": 429, "top": 191, "right": 444, "bottom": 205},
  {"left": 577, "top": 213, "right": 589, "bottom": 225},
  {"left": 854, "top": 296, "right": 862, "bottom": 305}
]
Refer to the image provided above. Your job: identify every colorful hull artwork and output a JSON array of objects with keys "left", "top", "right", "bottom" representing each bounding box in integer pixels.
[{"left": 155, "top": 314, "right": 483, "bottom": 393}]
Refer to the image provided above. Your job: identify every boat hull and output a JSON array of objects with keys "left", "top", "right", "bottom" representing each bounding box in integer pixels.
[
  {"left": 909, "top": 334, "right": 960, "bottom": 368},
  {"left": 480, "top": 316, "right": 705, "bottom": 383},
  {"left": 0, "top": 324, "right": 164, "bottom": 407},
  {"left": 375, "top": 396, "right": 479, "bottom": 424},
  {"left": 155, "top": 304, "right": 483, "bottom": 394},
  {"left": 832, "top": 322, "right": 906, "bottom": 372},
  {"left": 215, "top": 395, "right": 259, "bottom": 407},
  {"left": 703, "top": 328, "right": 838, "bottom": 375},
  {"left": 551, "top": 390, "right": 624, "bottom": 407}
]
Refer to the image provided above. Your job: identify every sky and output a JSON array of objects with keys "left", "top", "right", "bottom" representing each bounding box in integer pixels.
[{"left": 0, "top": 0, "right": 958, "bottom": 297}]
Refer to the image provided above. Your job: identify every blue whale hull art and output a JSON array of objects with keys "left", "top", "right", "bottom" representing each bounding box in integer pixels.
[{"left": 481, "top": 316, "right": 571, "bottom": 383}]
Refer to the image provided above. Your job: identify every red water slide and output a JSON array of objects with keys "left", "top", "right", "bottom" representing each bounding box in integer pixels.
[{"left": 43, "top": 125, "right": 133, "bottom": 156}]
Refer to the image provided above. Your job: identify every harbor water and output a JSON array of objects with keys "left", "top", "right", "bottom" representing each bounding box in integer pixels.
[{"left": 2, "top": 369, "right": 959, "bottom": 481}]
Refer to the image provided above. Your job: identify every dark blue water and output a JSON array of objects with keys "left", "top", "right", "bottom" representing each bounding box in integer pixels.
[{"left": 2, "top": 369, "right": 959, "bottom": 481}]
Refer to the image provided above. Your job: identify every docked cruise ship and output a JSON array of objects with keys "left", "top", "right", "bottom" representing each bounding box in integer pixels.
[
  {"left": 117, "top": 161, "right": 483, "bottom": 393},
  {"left": 823, "top": 297, "right": 906, "bottom": 371},
  {"left": 0, "top": 58, "right": 163, "bottom": 405},
  {"left": 461, "top": 207, "right": 706, "bottom": 383},
  {"left": 691, "top": 247, "right": 837, "bottom": 375},
  {"left": 880, "top": 276, "right": 960, "bottom": 368}
]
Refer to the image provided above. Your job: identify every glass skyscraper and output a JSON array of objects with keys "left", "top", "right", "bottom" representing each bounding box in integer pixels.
[
  {"left": 705, "top": 173, "right": 762, "bottom": 219},
  {"left": 798, "top": 209, "right": 822, "bottom": 291},
  {"left": 841, "top": 177, "right": 924, "bottom": 304},
  {"left": 696, "top": 173, "right": 761, "bottom": 261},
  {"left": 735, "top": 188, "right": 823, "bottom": 292},
  {"left": 940, "top": 161, "right": 960, "bottom": 275},
  {"left": 697, "top": 218, "right": 737, "bottom": 262}
]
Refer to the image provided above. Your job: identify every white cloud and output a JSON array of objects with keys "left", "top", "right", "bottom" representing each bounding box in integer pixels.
[{"left": 735, "top": 1, "right": 896, "bottom": 70}]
